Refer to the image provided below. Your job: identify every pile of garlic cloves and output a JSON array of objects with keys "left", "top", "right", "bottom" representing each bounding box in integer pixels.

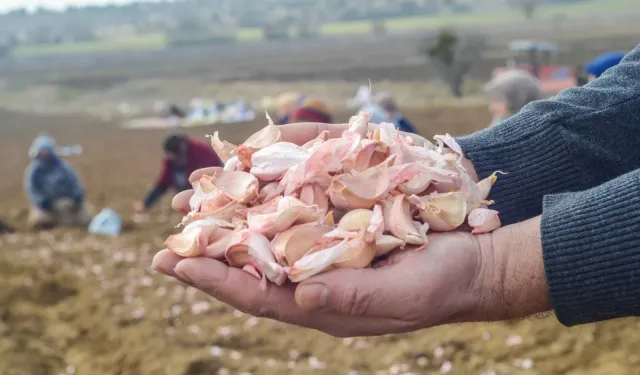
[{"left": 164, "top": 113, "right": 502, "bottom": 289}]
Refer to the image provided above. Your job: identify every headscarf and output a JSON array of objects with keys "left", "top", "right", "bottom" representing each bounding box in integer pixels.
[
  {"left": 585, "top": 51, "right": 626, "bottom": 79},
  {"left": 275, "top": 92, "right": 306, "bottom": 123},
  {"left": 485, "top": 70, "right": 544, "bottom": 117},
  {"left": 29, "top": 134, "right": 57, "bottom": 160},
  {"left": 289, "top": 98, "right": 333, "bottom": 123}
]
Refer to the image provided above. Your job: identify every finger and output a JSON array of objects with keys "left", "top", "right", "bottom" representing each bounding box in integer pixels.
[
  {"left": 171, "top": 190, "right": 193, "bottom": 213},
  {"left": 151, "top": 249, "right": 195, "bottom": 285},
  {"left": 295, "top": 264, "right": 412, "bottom": 319},
  {"left": 189, "top": 167, "right": 221, "bottom": 183},
  {"left": 173, "top": 257, "right": 413, "bottom": 336}
]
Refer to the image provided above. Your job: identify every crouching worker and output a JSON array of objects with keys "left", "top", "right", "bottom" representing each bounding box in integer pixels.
[
  {"left": 135, "top": 131, "right": 224, "bottom": 213},
  {"left": 24, "top": 135, "right": 91, "bottom": 230}
]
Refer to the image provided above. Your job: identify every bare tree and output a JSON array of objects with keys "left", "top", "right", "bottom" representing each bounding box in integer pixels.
[
  {"left": 509, "top": 0, "right": 540, "bottom": 20},
  {"left": 420, "top": 28, "right": 486, "bottom": 98}
]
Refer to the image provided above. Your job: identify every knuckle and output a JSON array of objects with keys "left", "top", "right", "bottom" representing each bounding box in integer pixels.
[{"left": 342, "top": 283, "right": 372, "bottom": 316}]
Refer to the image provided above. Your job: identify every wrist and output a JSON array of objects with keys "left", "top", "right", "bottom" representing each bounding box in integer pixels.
[{"left": 474, "top": 216, "right": 552, "bottom": 321}]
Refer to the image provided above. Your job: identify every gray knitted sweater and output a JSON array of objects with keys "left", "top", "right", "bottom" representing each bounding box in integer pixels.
[{"left": 456, "top": 44, "right": 640, "bottom": 326}]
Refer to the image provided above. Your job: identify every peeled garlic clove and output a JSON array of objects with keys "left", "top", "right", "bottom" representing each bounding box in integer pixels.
[
  {"left": 287, "top": 239, "right": 350, "bottom": 282},
  {"left": 212, "top": 171, "right": 259, "bottom": 204},
  {"left": 388, "top": 195, "right": 424, "bottom": 246},
  {"left": 338, "top": 208, "right": 374, "bottom": 232},
  {"left": 299, "top": 184, "right": 329, "bottom": 215},
  {"left": 206, "top": 132, "right": 237, "bottom": 163},
  {"left": 375, "top": 235, "right": 404, "bottom": 256},
  {"left": 203, "top": 228, "right": 235, "bottom": 259},
  {"left": 411, "top": 192, "right": 467, "bottom": 232},
  {"left": 434, "top": 133, "right": 463, "bottom": 155},
  {"left": 166, "top": 218, "right": 233, "bottom": 257},
  {"left": 272, "top": 223, "right": 333, "bottom": 266},
  {"left": 250, "top": 142, "right": 310, "bottom": 182},
  {"left": 468, "top": 208, "right": 501, "bottom": 234}
]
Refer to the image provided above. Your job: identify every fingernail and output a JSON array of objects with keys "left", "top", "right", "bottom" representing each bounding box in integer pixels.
[{"left": 296, "top": 283, "right": 328, "bottom": 311}]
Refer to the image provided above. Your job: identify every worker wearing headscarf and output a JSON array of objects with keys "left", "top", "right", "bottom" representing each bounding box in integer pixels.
[
  {"left": 135, "top": 131, "right": 223, "bottom": 213},
  {"left": 288, "top": 98, "right": 333, "bottom": 124},
  {"left": 24, "top": 134, "right": 91, "bottom": 229},
  {"left": 585, "top": 51, "right": 626, "bottom": 81},
  {"left": 373, "top": 92, "right": 418, "bottom": 134},
  {"left": 275, "top": 92, "right": 306, "bottom": 124},
  {"left": 484, "top": 69, "right": 544, "bottom": 126}
]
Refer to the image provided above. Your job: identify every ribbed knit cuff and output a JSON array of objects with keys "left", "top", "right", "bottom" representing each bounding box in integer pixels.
[
  {"left": 541, "top": 170, "right": 640, "bottom": 326},
  {"left": 455, "top": 111, "right": 589, "bottom": 226}
]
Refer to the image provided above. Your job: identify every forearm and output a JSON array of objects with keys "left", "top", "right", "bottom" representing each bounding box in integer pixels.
[
  {"left": 143, "top": 185, "right": 168, "bottom": 209},
  {"left": 475, "top": 216, "right": 552, "bottom": 322},
  {"left": 456, "top": 44, "right": 640, "bottom": 225}
]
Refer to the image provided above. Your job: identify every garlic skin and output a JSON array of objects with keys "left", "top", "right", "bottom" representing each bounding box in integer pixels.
[
  {"left": 165, "top": 218, "right": 234, "bottom": 258},
  {"left": 237, "top": 124, "right": 282, "bottom": 168},
  {"left": 250, "top": 142, "right": 309, "bottom": 182},
  {"left": 410, "top": 193, "right": 467, "bottom": 232},
  {"left": 272, "top": 223, "right": 333, "bottom": 266},
  {"left": 468, "top": 208, "right": 501, "bottom": 234},
  {"left": 375, "top": 235, "right": 404, "bottom": 256},
  {"left": 299, "top": 183, "right": 329, "bottom": 215},
  {"left": 225, "top": 229, "right": 287, "bottom": 289},
  {"left": 212, "top": 171, "right": 259, "bottom": 204},
  {"left": 207, "top": 132, "right": 237, "bottom": 163},
  {"left": 247, "top": 196, "right": 321, "bottom": 238}
]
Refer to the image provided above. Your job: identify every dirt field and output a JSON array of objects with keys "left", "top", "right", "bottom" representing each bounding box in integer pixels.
[{"left": 2, "top": 107, "right": 640, "bottom": 375}]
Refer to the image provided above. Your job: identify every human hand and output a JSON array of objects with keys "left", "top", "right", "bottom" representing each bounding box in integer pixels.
[{"left": 133, "top": 201, "right": 146, "bottom": 214}]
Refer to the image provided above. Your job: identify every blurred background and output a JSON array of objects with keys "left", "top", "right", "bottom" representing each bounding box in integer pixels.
[{"left": 1, "top": 0, "right": 639, "bottom": 374}]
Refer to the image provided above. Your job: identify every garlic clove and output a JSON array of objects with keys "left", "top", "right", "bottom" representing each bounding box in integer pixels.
[
  {"left": 334, "top": 239, "right": 376, "bottom": 269},
  {"left": 328, "top": 155, "right": 395, "bottom": 210},
  {"left": 410, "top": 192, "right": 467, "bottom": 232},
  {"left": 224, "top": 229, "right": 287, "bottom": 287},
  {"left": 166, "top": 218, "right": 234, "bottom": 257},
  {"left": 434, "top": 133, "right": 463, "bottom": 155},
  {"left": 207, "top": 132, "right": 237, "bottom": 163},
  {"left": 243, "top": 124, "right": 282, "bottom": 149},
  {"left": 338, "top": 208, "right": 374, "bottom": 232},
  {"left": 388, "top": 195, "right": 425, "bottom": 246},
  {"left": 203, "top": 228, "right": 235, "bottom": 259},
  {"left": 259, "top": 182, "right": 284, "bottom": 203},
  {"left": 182, "top": 200, "right": 245, "bottom": 226},
  {"left": 272, "top": 223, "right": 333, "bottom": 266},
  {"left": 299, "top": 183, "right": 329, "bottom": 215},
  {"left": 250, "top": 142, "right": 310, "bottom": 182},
  {"left": 247, "top": 198, "right": 321, "bottom": 238},
  {"left": 212, "top": 171, "right": 259, "bottom": 204},
  {"left": 223, "top": 156, "right": 247, "bottom": 172},
  {"left": 346, "top": 112, "right": 370, "bottom": 138},
  {"left": 375, "top": 235, "right": 404, "bottom": 256},
  {"left": 287, "top": 239, "right": 350, "bottom": 282},
  {"left": 468, "top": 208, "right": 501, "bottom": 234}
]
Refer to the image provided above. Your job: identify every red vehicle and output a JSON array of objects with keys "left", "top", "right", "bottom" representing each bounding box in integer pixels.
[{"left": 492, "top": 40, "right": 577, "bottom": 95}]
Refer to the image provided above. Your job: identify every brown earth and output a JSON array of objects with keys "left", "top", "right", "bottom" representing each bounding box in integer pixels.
[{"left": 1, "top": 107, "right": 640, "bottom": 375}]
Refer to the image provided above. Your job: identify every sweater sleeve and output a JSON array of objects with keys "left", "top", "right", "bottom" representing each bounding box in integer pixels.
[
  {"left": 541, "top": 168, "right": 640, "bottom": 326},
  {"left": 455, "top": 44, "right": 640, "bottom": 225}
]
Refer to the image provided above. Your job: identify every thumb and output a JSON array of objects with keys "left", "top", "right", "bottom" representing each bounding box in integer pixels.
[{"left": 294, "top": 266, "right": 402, "bottom": 318}]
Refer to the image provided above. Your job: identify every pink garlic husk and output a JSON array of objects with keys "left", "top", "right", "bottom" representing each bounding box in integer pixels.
[
  {"left": 397, "top": 164, "right": 457, "bottom": 196},
  {"left": 272, "top": 222, "right": 334, "bottom": 266},
  {"left": 247, "top": 196, "right": 322, "bottom": 238},
  {"left": 211, "top": 171, "right": 260, "bottom": 204},
  {"left": 468, "top": 208, "right": 501, "bottom": 234},
  {"left": 225, "top": 229, "right": 287, "bottom": 289},
  {"left": 258, "top": 181, "right": 283, "bottom": 203},
  {"left": 237, "top": 124, "right": 282, "bottom": 168},
  {"left": 203, "top": 228, "right": 235, "bottom": 259},
  {"left": 182, "top": 200, "right": 246, "bottom": 226},
  {"left": 328, "top": 155, "right": 397, "bottom": 210},
  {"left": 434, "top": 133, "right": 463, "bottom": 156},
  {"left": 165, "top": 217, "right": 235, "bottom": 257},
  {"left": 299, "top": 183, "right": 329, "bottom": 215},
  {"left": 223, "top": 156, "right": 247, "bottom": 172},
  {"left": 386, "top": 194, "right": 428, "bottom": 246},
  {"left": 409, "top": 192, "right": 467, "bottom": 232},
  {"left": 207, "top": 132, "right": 237, "bottom": 163},
  {"left": 301, "top": 130, "right": 330, "bottom": 150},
  {"left": 250, "top": 142, "right": 310, "bottom": 182}
]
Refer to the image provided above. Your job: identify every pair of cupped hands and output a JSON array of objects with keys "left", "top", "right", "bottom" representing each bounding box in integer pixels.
[{"left": 152, "top": 122, "right": 552, "bottom": 337}]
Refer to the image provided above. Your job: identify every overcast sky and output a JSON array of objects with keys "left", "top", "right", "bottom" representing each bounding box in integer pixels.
[{"left": 0, "top": 0, "right": 165, "bottom": 13}]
